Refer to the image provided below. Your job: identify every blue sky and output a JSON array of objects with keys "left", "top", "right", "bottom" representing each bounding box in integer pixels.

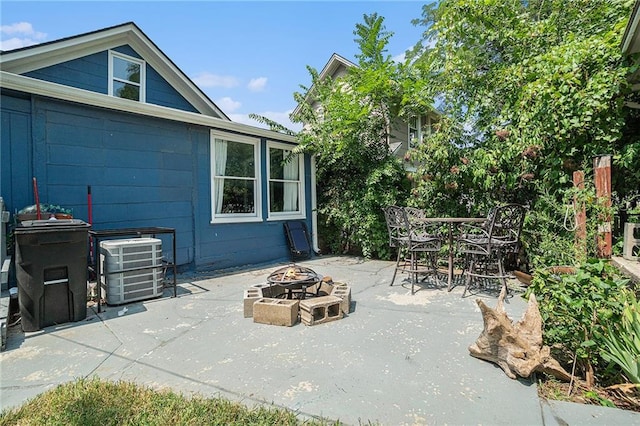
[{"left": 0, "top": 1, "right": 430, "bottom": 131}]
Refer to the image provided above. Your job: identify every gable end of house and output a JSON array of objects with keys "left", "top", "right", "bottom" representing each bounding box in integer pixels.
[{"left": 0, "top": 22, "right": 229, "bottom": 119}]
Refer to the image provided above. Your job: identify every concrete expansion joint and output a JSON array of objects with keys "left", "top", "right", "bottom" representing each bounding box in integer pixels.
[{"left": 93, "top": 309, "right": 126, "bottom": 348}]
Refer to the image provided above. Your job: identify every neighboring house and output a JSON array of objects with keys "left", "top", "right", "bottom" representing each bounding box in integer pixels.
[
  {"left": 0, "top": 22, "right": 314, "bottom": 271},
  {"left": 291, "top": 53, "right": 439, "bottom": 163},
  {"left": 622, "top": 0, "right": 640, "bottom": 101}
]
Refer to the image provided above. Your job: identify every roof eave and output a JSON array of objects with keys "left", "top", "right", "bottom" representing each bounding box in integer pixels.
[
  {"left": 0, "top": 22, "right": 230, "bottom": 120},
  {"left": 291, "top": 53, "right": 356, "bottom": 117},
  {"left": 0, "top": 71, "right": 297, "bottom": 143}
]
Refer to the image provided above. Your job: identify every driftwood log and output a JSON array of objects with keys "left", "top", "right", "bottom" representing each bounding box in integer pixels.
[{"left": 469, "top": 287, "right": 571, "bottom": 381}]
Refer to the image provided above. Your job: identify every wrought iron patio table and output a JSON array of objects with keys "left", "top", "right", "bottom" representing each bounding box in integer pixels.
[{"left": 419, "top": 217, "right": 486, "bottom": 291}]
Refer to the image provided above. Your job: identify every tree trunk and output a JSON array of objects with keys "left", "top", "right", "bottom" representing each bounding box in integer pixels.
[{"left": 469, "top": 287, "right": 571, "bottom": 381}]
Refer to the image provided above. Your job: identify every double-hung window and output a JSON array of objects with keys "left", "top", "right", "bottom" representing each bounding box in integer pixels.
[
  {"left": 408, "top": 116, "right": 422, "bottom": 149},
  {"left": 109, "top": 51, "right": 145, "bottom": 102},
  {"left": 211, "top": 131, "right": 261, "bottom": 223},
  {"left": 267, "top": 141, "right": 305, "bottom": 219},
  {"left": 408, "top": 115, "right": 436, "bottom": 149}
]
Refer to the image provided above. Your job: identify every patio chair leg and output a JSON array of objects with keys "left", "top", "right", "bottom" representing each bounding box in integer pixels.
[
  {"left": 497, "top": 255, "right": 510, "bottom": 296},
  {"left": 431, "top": 252, "right": 443, "bottom": 289},
  {"left": 391, "top": 248, "right": 402, "bottom": 286},
  {"left": 462, "top": 258, "right": 475, "bottom": 297},
  {"left": 430, "top": 252, "right": 437, "bottom": 274},
  {"left": 411, "top": 250, "right": 418, "bottom": 295}
]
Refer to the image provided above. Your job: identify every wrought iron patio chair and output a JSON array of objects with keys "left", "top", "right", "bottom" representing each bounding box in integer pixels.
[
  {"left": 383, "top": 205, "right": 410, "bottom": 287},
  {"left": 456, "top": 203, "right": 527, "bottom": 297},
  {"left": 404, "top": 206, "right": 427, "bottom": 221},
  {"left": 403, "top": 207, "right": 443, "bottom": 293},
  {"left": 383, "top": 206, "right": 442, "bottom": 294}
]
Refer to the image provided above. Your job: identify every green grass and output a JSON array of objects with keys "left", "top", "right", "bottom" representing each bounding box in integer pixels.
[{"left": 0, "top": 377, "right": 344, "bottom": 425}]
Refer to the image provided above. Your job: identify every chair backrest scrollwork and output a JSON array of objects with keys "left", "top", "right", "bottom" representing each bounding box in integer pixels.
[
  {"left": 382, "top": 206, "right": 409, "bottom": 248},
  {"left": 488, "top": 204, "right": 527, "bottom": 245}
]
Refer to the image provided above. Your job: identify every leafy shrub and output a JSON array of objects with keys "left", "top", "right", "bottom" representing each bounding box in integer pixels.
[
  {"left": 526, "top": 259, "right": 630, "bottom": 386},
  {"left": 600, "top": 289, "right": 640, "bottom": 385},
  {"left": 292, "top": 14, "right": 410, "bottom": 259},
  {"left": 521, "top": 189, "right": 580, "bottom": 270}
]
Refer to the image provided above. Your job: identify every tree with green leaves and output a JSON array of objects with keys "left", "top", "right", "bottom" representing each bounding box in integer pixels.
[
  {"left": 291, "top": 13, "right": 412, "bottom": 258},
  {"left": 407, "top": 0, "right": 639, "bottom": 268}
]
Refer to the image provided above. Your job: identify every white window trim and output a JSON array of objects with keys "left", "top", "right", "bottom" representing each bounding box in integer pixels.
[
  {"left": 408, "top": 115, "right": 422, "bottom": 150},
  {"left": 108, "top": 50, "right": 146, "bottom": 103},
  {"left": 210, "top": 130, "right": 262, "bottom": 224},
  {"left": 424, "top": 115, "right": 433, "bottom": 138},
  {"left": 267, "top": 141, "right": 306, "bottom": 221}
]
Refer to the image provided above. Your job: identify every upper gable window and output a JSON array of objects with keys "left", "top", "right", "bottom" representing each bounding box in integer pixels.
[{"left": 109, "top": 51, "right": 146, "bottom": 102}]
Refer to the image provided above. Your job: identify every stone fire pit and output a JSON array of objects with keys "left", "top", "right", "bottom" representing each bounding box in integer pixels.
[{"left": 243, "top": 264, "right": 351, "bottom": 326}]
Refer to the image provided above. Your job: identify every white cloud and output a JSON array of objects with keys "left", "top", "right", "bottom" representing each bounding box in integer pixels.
[
  {"left": 395, "top": 39, "right": 437, "bottom": 65},
  {"left": 247, "top": 77, "right": 267, "bottom": 92},
  {"left": 392, "top": 52, "right": 406, "bottom": 64},
  {"left": 0, "top": 37, "right": 36, "bottom": 50},
  {"left": 227, "top": 113, "right": 257, "bottom": 126},
  {"left": 0, "top": 22, "right": 47, "bottom": 50},
  {"left": 191, "top": 72, "right": 239, "bottom": 88},
  {"left": 1, "top": 22, "right": 41, "bottom": 36},
  {"left": 392, "top": 44, "right": 418, "bottom": 64},
  {"left": 215, "top": 96, "right": 241, "bottom": 112}
]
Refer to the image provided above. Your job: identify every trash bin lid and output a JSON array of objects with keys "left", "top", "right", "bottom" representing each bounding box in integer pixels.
[{"left": 15, "top": 219, "right": 91, "bottom": 233}]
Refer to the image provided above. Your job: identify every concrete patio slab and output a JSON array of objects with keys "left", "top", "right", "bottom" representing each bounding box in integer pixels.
[{"left": 1, "top": 256, "right": 639, "bottom": 425}]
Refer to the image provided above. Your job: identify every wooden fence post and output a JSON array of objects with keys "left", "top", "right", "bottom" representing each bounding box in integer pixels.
[
  {"left": 573, "top": 171, "right": 587, "bottom": 262},
  {"left": 594, "top": 155, "right": 612, "bottom": 258}
]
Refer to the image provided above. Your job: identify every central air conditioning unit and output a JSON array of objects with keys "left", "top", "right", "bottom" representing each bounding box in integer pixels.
[{"left": 100, "top": 238, "right": 164, "bottom": 305}]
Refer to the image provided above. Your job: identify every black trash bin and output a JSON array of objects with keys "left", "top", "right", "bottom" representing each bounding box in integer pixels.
[{"left": 15, "top": 219, "right": 90, "bottom": 331}]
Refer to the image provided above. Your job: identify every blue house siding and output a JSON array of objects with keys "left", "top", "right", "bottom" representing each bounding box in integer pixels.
[
  {"left": 145, "top": 66, "right": 198, "bottom": 112},
  {"left": 1, "top": 93, "right": 33, "bottom": 214},
  {"left": 1, "top": 91, "right": 311, "bottom": 271},
  {"left": 191, "top": 129, "right": 311, "bottom": 271},
  {"left": 24, "top": 45, "right": 199, "bottom": 114},
  {"left": 196, "top": 221, "right": 292, "bottom": 269},
  {"left": 1, "top": 22, "right": 312, "bottom": 273},
  {"left": 7, "top": 95, "right": 193, "bottom": 266},
  {"left": 25, "top": 52, "right": 108, "bottom": 94}
]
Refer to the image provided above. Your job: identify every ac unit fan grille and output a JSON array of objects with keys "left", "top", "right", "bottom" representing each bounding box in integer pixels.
[{"left": 100, "top": 238, "right": 164, "bottom": 305}]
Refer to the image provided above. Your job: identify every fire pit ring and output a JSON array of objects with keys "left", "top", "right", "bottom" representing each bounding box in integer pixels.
[{"left": 267, "top": 264, "right": 321, "bottom": 299}]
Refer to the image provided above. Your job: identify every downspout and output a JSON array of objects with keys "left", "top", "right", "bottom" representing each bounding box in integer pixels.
[{"left": 311, "top": 155, "right": 321, "bottom": 254}]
